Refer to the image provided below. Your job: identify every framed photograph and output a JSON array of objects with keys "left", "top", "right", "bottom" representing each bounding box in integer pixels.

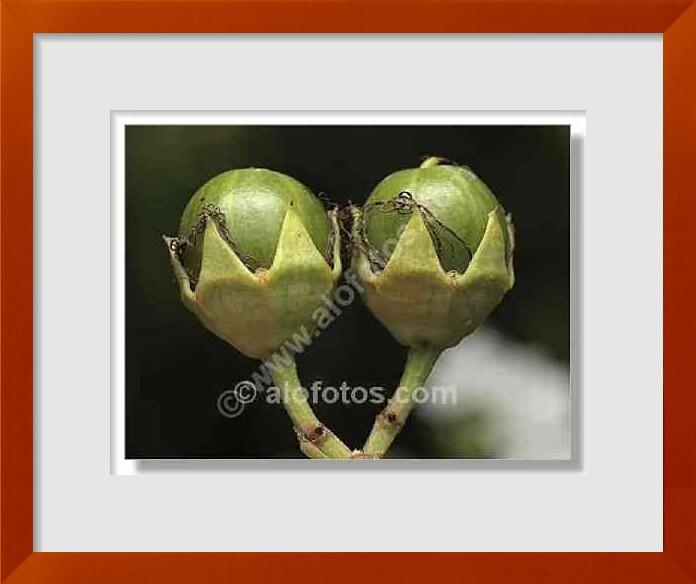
[
  {"left": 116, "top": 111, "right": 576, "bottom": 467},
  {"left": 2, "top": 0, "right": 694, "bottom": 581}
]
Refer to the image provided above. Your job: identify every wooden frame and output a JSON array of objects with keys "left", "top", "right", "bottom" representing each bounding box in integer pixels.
[{"left": 1, "top": 0, "right": 694, "bottom": 581}]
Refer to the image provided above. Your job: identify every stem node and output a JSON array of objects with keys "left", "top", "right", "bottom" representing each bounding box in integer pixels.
[
  {"left": 363, "top": 345, "right": 442, "bottom": 458},
  {"left": 270, "top": 356, "right": 352, "bottom": 459}
]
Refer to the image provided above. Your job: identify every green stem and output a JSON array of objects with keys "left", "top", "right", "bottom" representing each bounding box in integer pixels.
[
  {"left": 420, "top": 156, "right": 446, "bottom": 169},
  {"left": 269, "top": 356, "right": 352, "bottom": 459},
  {"left": 363, "top": 345, "right": 442, "bottom": 458}
]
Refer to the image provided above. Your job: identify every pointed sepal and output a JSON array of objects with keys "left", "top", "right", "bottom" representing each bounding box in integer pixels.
[
  {"left": 352, "top": 206, "right": 514, "bottom": 349},
  {"left": 162, "top": 235, "right": 198, "bottom": 313},
  {"left": 181, "top": 209, "right": 340, "bottom": 359}
]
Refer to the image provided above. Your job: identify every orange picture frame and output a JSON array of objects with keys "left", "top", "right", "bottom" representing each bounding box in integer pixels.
[{"left": 1, "top": 1, "right": 694, "bottom": 581}]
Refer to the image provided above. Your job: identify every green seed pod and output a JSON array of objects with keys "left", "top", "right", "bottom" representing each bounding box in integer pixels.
[
  {"left": 352, "top": 157, "right": 515, "bottom": 349},
  {"left": 165, "top": 168, "right": 341, "bottom": 359}
]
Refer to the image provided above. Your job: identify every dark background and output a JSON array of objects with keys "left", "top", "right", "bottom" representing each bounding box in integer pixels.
[{"left": 125, "top": 125, "right": 570, "bottom": 458}]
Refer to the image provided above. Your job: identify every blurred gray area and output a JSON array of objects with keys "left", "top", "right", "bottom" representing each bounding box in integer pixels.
[{"left": 423, "top": 327, "right": 570, "bottom": 459}]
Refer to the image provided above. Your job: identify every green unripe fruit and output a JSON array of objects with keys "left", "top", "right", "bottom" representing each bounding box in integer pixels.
[
  {"left": 165, "top": 168, "right": 340, "bottom": 359},
  {"left": 179, "top": 168, "right": 331, "bottom": 280},
  {"left": 353, "top": 157, "right": 515, "bottom": 350},
  {"left": 363, "top": 158, "right": 499, "bottom": 273}
]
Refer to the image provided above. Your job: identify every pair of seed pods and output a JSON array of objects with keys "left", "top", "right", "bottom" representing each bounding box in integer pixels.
[{"left": 164, "top": 157, "right": 514, "bottom": 458}]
